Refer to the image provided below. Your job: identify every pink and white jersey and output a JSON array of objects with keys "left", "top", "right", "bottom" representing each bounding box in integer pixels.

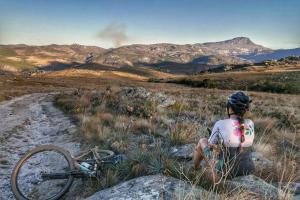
[{"left": 208, "top": 118, "right": 255, "bottom": 148}]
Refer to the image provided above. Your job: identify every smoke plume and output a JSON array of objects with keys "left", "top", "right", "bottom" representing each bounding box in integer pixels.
[{"left": 98, "top": 23, "right": 128, "bottom": 47}]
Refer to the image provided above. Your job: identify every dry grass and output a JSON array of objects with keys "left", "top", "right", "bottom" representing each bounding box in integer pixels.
[
  {"left": 43, "top": 69, "right": 147, "bottom": 81},
  {"left": 132, "top": 119, "right": 154, "bottom": 135},
  {"left": 1, "top": 68, "right": 299, "bottom": 199},
  {"left": 53, "top": 84, "right": 299, "bottom": 199},
  {"left": 169, "top": 122, "right": 198, "bottom": 145}
]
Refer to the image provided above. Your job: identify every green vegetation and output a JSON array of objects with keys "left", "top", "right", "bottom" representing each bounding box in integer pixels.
[
  {"left": 0, "top": 47, "right": 17, "bottom": 57},
  {"left": 162, "top": 71, "right": 300, "bottom": 94}
]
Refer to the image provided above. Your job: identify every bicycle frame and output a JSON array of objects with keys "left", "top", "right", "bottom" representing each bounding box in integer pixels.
[{"left": 41, "top": 146, "right": 116, "bottom": 179}]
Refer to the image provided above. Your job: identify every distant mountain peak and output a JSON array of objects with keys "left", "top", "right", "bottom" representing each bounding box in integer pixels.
[
  {"left": 202, "top": 37, "right": 257, "bottom": 46},
  {"left": 226, "top": 37, "right": 254, "bottom": 45}
]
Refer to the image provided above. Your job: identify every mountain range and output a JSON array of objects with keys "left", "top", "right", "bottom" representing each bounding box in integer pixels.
[{"left": 1, "top": 37, "right": 299, "bottom": 73}]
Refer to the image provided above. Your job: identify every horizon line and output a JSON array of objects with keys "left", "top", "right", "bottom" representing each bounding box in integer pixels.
[{"left": 1, "top": 37, "right": 300, "bottom": 50}]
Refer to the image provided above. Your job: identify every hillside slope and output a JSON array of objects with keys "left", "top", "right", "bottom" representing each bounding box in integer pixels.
[{"left": 1, "top": 37, "right": 299, "bottom": 74}]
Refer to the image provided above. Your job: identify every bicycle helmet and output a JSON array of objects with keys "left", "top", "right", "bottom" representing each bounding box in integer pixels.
[{"left": 227, "top": 91, "right": 252, "bottom": 116}]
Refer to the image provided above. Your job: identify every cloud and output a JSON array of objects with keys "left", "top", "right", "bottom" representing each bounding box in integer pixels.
[{"left": 97, "top": 23, "right": 129, "bottom": 47}]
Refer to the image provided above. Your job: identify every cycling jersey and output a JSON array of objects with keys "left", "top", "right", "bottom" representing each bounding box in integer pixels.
[
  {"left": 208, "top": 117, "right": 255, "bottom": 176},
  {"left": 208, "top": 117, "right": 254, "bottom": 147}
]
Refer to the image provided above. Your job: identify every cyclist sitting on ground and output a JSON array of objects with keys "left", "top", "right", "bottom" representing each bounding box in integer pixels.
[{"left": 193, "top": 91, "right": 255, "bottom": 179}]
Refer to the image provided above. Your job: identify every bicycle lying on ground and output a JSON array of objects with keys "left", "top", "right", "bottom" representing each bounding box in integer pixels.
[{"left": 11, "top": 145, "right": 121, "bottom": 200}]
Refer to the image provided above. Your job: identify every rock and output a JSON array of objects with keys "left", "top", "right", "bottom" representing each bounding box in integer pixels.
[
  {"left": 294, "top": 195, "right": 300, "bottom": 200},
  {"left": 294, "top": 183, "right": 300, "bottom": 195},
  {"left": 152, "top": 93, "right": 176, "bottom": 108},
  {"left": 121, "top": 87, "right": 175, "bottom": 108},
  {"left": 226, "top": 175, "right": 283, "bottom": 199},
  {"left": 250, "top": 152, "right": 273, "bottom": 169},
  {"left": 273, "top": 182, "right": 300, "bottom": 196},
  {"left": 170, "top": 144, "right": 195, "bottom": 160},
  {"left": 85, "top": 174, "right": 219, "bottom": 200},
  {"left": 121, "top": 87, "right": 151, "bottom": 99}
]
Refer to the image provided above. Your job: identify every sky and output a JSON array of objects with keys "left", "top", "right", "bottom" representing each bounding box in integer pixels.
[{"left": 0, "top": 0, "right": 299, "bottom": 49}]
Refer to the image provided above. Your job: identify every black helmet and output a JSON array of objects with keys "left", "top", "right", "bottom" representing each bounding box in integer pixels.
[{"left": 227, "top": 91, "right": 252, "bottom": 116}]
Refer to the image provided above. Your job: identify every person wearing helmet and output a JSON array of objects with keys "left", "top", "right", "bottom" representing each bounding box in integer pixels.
[{"left": 193, "top": 91, "right": 255, "bottom": 178}]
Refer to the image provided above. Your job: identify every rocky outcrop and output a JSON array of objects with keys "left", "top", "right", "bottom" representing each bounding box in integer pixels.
[
  {"left": 153, "top": 93, "right": 176, "bottom": 108},
  {"left": 121, "top": 87, "right": 151, "bottom": 98},
  {"left": 170, "top": 144, "right": 195, "bottom": 160},
  {"left": 121, "top": 87, "right": 176, "bottom": 108},
  {"left": 85, "top": 174, "right": 219, "bottom": 200},
  {"left": 226, "top": 175, "right": 283, "bottom": 199}
]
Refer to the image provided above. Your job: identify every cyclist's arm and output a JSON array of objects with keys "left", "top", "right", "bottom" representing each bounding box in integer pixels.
[{"left": 208, "top": 121, "right": 221, "bottom": 145}]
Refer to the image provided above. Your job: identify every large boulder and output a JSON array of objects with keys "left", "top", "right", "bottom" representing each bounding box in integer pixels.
[
  {"left": 85, "top": 174, "right": 218, "bottom": 200},
  {"left": 226, "top": 175, "right": 283, "bottom": 199}
]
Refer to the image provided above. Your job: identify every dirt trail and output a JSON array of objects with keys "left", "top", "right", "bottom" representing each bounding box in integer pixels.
[{"left": 0, "top": 93, "right": 83, "bottom": 200}]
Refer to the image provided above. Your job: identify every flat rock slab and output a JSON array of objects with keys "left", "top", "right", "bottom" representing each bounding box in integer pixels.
[
  {"left": 226, "top": 175, "right": 283, "bottom": 199},
  {"left": 170, "top": 144, "right": 195, "bottom": 160},
  {"left": 85, "top": 174, "right": 218, "bottom": 200}
]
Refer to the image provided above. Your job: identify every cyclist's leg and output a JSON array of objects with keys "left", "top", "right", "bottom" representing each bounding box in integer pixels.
[{"left": 193, "top": 138, "right": 209, "bottom": 169}]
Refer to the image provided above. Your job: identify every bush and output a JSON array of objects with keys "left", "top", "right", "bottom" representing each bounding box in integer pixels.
[
  {"left": 127, "top": 98, "right": 156, "bottom": 118},
  {"left": 168, "top": 122, "right": 197, "bottom": 145},
  {"left": 97, "top": 112, "right": 114, "bottom": 127},
  {"left": 54, "top": 94, "right": 78, "bottom": 113},
  {"left": 132, "top": 119, "right": 153, "bottom": 135},
  {"left": 168, "top": 101, "right": 190, "bottom": 116}
]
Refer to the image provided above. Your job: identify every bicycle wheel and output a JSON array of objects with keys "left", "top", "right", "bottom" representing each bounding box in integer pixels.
[{"left": 11, "top": 145, "right": 75, "bottom": 200}]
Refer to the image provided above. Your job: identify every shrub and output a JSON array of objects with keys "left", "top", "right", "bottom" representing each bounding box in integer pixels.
[
  {"left": 54, "top": 94, "right": 78, "bottom": 113},
  {"left": 132, "top": 119, "right": 153, "bottom": 135},
  {"left": 168, "top": 122, "right": 197, "bottom": 145},
  {"left": 114, "top": 115, "right": 132, "bottom": 133},
  {"left": 168, "top": 101, "right": 190, "bottom": 116},
  {"left": 97, "top": 112, "right": 114, "bottom": 127},
  {"left": 80, "top": 115, "right": 102, "bottom": 139},
  {"left": 127, "top": 98, "right": 157, "bottom": 118}
]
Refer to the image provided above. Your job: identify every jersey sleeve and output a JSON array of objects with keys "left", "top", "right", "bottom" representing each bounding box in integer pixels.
[{"left": 208, "top": 121, "right": 221, "bottom": 144}]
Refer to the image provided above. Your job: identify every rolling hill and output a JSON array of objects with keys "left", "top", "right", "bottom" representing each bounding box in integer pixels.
[{"left": 0, "top": 37, "right": 299, "bottom": 74}]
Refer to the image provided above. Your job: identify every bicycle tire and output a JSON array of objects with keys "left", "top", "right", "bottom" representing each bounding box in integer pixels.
[{"left": 11, "top": 145, "right": 75, "bottom": 200}]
